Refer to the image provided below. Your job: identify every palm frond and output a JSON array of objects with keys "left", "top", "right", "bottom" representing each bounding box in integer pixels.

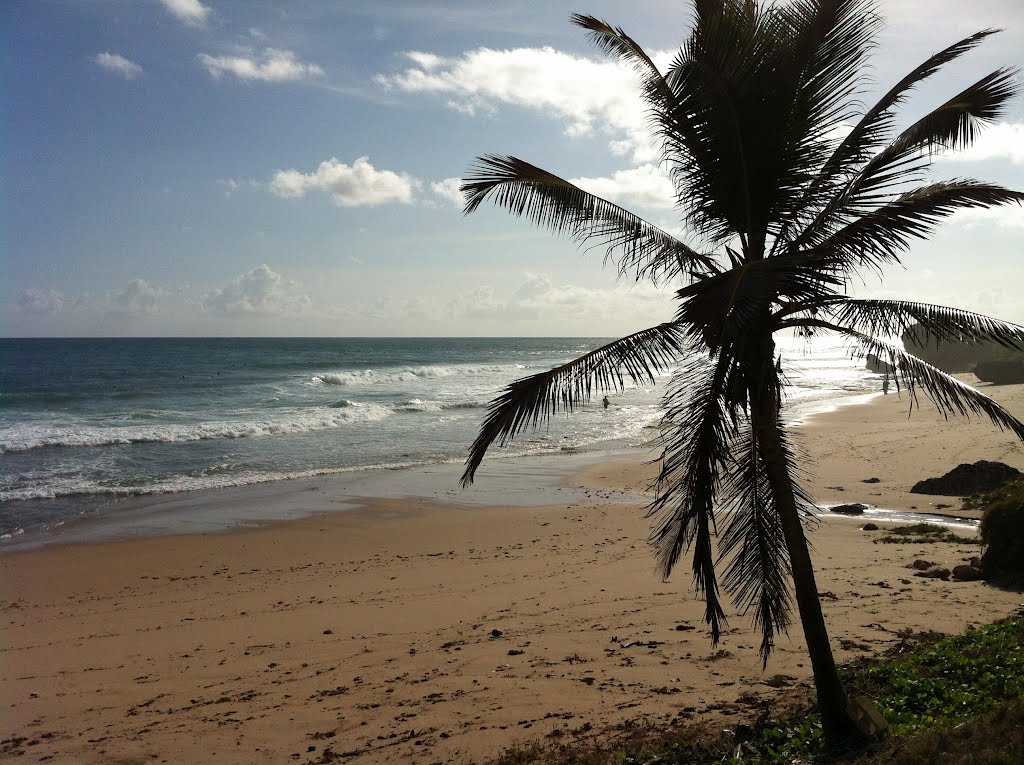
[
  {"left": 461, "top": 155, "right": 717, "bottom": 281},
  {"left": 570, "top": 14, "right": 673, "bottom": 105},
  {"left": 718, "top": 423, "right": 792, "bottom": 663},
  {"left": 828, "top": 300, "right": 1024, "bottom": 349},
  {"left": 647, "top": 352, "right": 738, "bottom": 642},
  {"left": 799, "top": 29, "right": 1000, "bottom": 201},
  {"left": 674, "top": 253, "right": 845, "bottom": 349},
  {"left": 792, "top": 65, "right": 1019, "bottom": 251},
  {"left": 461, "top": 322, "right": 690, "bottom": 487},
  {"left": 812, "top": 181, "right": 1024, "bottom": 274}
]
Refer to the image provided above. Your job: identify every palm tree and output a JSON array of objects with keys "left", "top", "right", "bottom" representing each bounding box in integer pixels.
[{"left": 459, "top": 0, "right": 1024, "bottom": 745}]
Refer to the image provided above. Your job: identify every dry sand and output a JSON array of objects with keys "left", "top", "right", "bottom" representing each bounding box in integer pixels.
[{"left": 2, "top": 380, "right": 1022, "bottom": 765}]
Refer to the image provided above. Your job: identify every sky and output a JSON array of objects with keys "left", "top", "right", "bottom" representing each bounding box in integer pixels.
[{"left": 4, "top": 0, "right": 1023, "bottom": 338}]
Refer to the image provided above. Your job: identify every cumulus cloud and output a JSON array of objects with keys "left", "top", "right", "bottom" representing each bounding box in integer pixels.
[
  {"left": 200, "top": 265, "right": 312, "bottom": 316},
  {"left": 93, "top": 52, "right": 143, "bottom": 79},
  {"left": 949, "top": 203, "right": 1024, "bottom": 230},
  {"left": 430, "top": 177, "right": 464, "bottom": 208},
  {"left": 376, "top": 47, "right": 666, "bottom": 163},
  {"left": 269, "top": 157, "right": 420, "bottom": 207},
  {"left": 197, "top": 48, "right": 324, "bottom": 82},
  {"left": 19, "top": 289, "right": 66, "bottom": 315},
  {"left": 570, "top": 164, "right": 676, "bottom": 210},
  {"left": 447, "top": 272, "right": 667, "bottom": 322},
  {"left": 159, "top": 0, "right": 210, "bottom": 26},
  {"left": 935, "top": 121, "right": 1024, "bottom": 166},
  {"left": 109, "top": 279, "right": 162, "bottom": 315}
]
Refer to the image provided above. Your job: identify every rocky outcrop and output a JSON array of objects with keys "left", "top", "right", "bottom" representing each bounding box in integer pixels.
[
  {"left": 901, "top": 324, "right": 1024, "bottom": 374},
  {"left": 829, "top": 503, "right": 869, "bottom": 515},
  {"left": 974, "top": 360, "right": 1024, "bottom": 385},
  {"left": 910, "top": 461, "right": 1022, "bottom": 496}
]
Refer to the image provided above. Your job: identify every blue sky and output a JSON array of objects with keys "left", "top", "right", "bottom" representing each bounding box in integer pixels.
[{"left": 4, "top": 0, "right": 1023, "bottom": 337}]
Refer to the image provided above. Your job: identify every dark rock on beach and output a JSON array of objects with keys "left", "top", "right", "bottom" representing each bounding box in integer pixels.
[
  {"left": 829, "top": 503, "right": 870, "bottom": 515},
  {"left": 952, "top": 564, "right": 984, "bottom": 581},
  {"left": 911, "top": 461, "right": 1022, "bottom": 496},
  {"left": 861, "top": 523, "right": 879, "bottom": 531},
  {"left": 914, "top": 567, "right": 951, "bottom": 580}
]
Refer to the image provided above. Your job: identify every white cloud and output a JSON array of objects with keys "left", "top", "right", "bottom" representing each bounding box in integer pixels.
[
  {"left": 269, "top": 157, "right": 420, "bottom": 207},
  {"left": 935, "top": 121, "right": 1024, "bottom": 166},
  {"left": 19, "top": 289, "right": 66, "bottom": 315},
  {"left": 109, "top": 278, "right": 162, "bottom": 315},
  {"left": 376, "top": 46, "right": 665, "bottom": 163},
  {"left": 430, "top": 177, "right": 464, "bottom": 208},
  {"left": 200, "top": 265, "right": 312, "bottom": 316},
  {"left": 197, "top": 48, "right": 324, "bottom": 83},
  {"left": 949, "top": 203, "right": 1024, "bottom": 230},
  {"left": 447, "top": 272, "right": 667, "bottom": 322},
  {"left": 570, "top": 164, "right": 677, "bottom": 210},
  {"left": 93, "top": 52, "right": 143, "bottom": 79},
  {"left": 159, "top": 0, "right": 209, "bottom": 26}
]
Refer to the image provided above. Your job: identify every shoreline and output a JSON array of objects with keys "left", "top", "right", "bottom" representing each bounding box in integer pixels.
[
  {"left": 1, "top": 382, "right": 883, "bottom": 554},
  {"left": 2, "top": 380, "right": 1022, "bottom": 764}
]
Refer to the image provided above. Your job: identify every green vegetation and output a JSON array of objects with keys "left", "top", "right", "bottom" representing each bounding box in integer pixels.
[
  {"left": 483, "top": 617, "right": 1024, "bottom": 765},
  {"left": 975, "top": 479, "right": 1024, "bottom": 580},
  {"left": 875, "top": 523, "right": 980, "bottom": 545}
]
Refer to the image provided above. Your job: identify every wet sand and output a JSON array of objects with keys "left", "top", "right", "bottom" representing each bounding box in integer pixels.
[{"left": 2, "top": 379, "right": 1022, "bottom": 765}]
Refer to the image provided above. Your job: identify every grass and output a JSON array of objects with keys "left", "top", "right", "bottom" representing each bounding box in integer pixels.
[
  {"left": 480, "top": 616, "right": 1024, "bottom": 765},
  {"left": 874, "top": 523, "right": 980, "bottom": 545}
]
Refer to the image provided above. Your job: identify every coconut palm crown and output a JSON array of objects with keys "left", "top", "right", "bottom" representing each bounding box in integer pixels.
[{"left": 459, "top": 0, "right": 1024, "bottom": 743}]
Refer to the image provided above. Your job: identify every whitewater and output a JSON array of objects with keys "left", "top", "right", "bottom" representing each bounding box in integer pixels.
[{"left": 0, "top": 336, "right": 884, "bottom": 536}]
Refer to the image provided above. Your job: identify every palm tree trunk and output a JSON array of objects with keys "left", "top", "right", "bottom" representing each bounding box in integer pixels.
[{"left": 752, "top": 377, "right": 864, "bottom": 746}]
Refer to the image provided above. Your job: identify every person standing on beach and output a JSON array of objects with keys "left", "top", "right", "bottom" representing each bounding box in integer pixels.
[{"left": 883, "top": 376, "right": 890, "bottom": 395}]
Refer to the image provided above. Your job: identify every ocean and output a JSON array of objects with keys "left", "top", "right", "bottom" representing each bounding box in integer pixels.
[{"left": 0, "top": 336, "right": 883, "bottom": 539}]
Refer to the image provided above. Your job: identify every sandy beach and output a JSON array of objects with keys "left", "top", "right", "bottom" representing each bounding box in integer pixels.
[{"left": 2, "top": 380, "right": 1023, "bottom": 765}]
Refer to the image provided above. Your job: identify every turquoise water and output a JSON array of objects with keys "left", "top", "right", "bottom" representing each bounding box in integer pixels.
[{"left": 0, "top": 336, "right": 882, "bottom": 536}]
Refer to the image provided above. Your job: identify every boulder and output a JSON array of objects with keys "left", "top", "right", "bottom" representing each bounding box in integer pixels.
[
  {"left": 829, "top": 503, "right": 870, "bottom": 515},
  {"left": 861, "top": 523, "right": 879, "bottom": 531},
  {"left": 910, "top": 559, "right": 935, "bottom": 570},
  {"left": 952, "top": 564, "right": 984, "bottom": 581},
  {"left": 974, "top": 360, "right": 1024, "bottom": 385},
  {"left": 910, "top": 461, "right": 1022, "bottom": 496},
  {"left": 865, "top": 353, "right": 894, "bottom": 375}
]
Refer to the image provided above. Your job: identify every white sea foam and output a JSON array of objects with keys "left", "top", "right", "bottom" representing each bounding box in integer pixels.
[
  {"left": 314, "top": 364, "right": 511, "bottom": 387},
  {"left": 0, "top": 402, "right": 392, "bottom": 453}
]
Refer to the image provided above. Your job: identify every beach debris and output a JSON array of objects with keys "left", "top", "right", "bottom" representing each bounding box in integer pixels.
[
  {"left": 862, "top": 477, "right": 881, "bottom": 483},
  {"left": 675, "top": 623, "right": 696, "bottom": 631},
  {"left": 762, "top": 674, "right": 794, "bottom": 688},
  {"left": 829, "top": 503, "right": 870, "bottom": 515},
  {"left": 817, "top": 591, "right": 838, "bottom": 600},
  {"left": 911, "top": 460, "right": 1021, "bottom": 496},
  {"left": 862, "top": 523, "right": 879, "bottom": 531},
  {"left": 952, "top": 564, "right": 984, "bottom": 581},
  {"left": 507, "top": 649, "right": 525, "bottom": 656}
]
